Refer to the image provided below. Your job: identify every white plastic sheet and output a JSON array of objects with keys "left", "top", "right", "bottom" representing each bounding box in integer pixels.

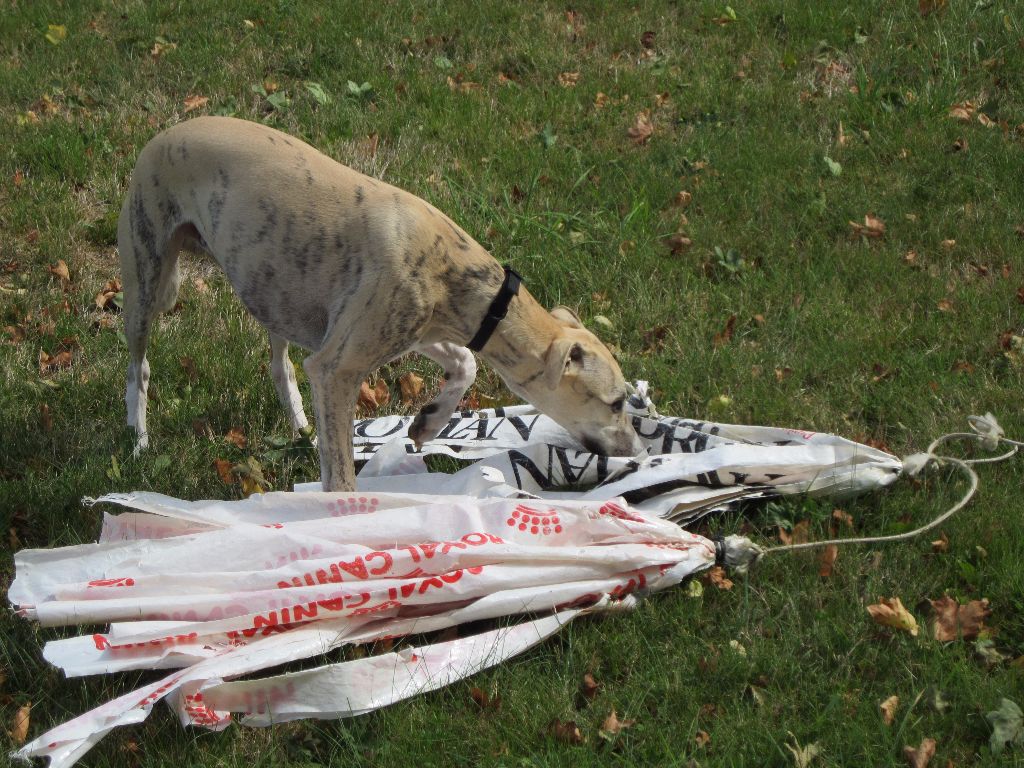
[{"left": 9, "top": 394, "right": 903, "bottom": 766}]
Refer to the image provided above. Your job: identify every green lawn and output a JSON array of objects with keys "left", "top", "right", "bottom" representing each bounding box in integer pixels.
[{"left": 2, "top": 1, "right": 1023, "bottom": 765}]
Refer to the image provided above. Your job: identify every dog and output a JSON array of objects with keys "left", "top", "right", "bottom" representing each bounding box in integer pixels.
[{"left": 119, "top": 116, "right": 644, "bottom": 491}]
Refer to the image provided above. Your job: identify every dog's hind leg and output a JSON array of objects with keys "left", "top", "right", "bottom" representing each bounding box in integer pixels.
[
  {"left": 118, "top": 197, "right": 188, "bottom": 455},
  {"left": 407, "top": 342, "right": 477, "bottom": 447},
  {"left": 269, "top": 332, "right": 310, "bottom": 434}
]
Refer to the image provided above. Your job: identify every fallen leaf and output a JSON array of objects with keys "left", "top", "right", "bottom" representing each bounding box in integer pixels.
[
  {"left": 950, "top": 360, "right": 974, "bottom": 374},
  {"left": 557, "top": 71, "right": 580, "bottom": 88},
  {"left": 179, "top": 356, "right": 198, "bottom": 383},
  {"left": 713, "top": 314, "right": 737, "bottom": 347},
  {"left": 778, "top": 520, "right": 810, "bottom": 546},
  {"left": 903, "top": 737, "right": 936, "bottom": 768},
  {"left": 183, "top": 94, "right": 209, "bottom": 113},
  {"left": 675, "top": 190, "right": 693, "bottom": 208},
  {"left": 785, "top": 734, "right": 821, "bottom": 767},
  {"left": 39, "top": 403, "right": 52, "bottom": 432},
  {"left": 469, "top": 686, "right": 500, "bottom": 711},
  {"left": 665, "top": 233, "right": 692, "bottom": 255},
  {"left": 951, "top": 137, "right": 968, "bottom": 152},
  {"left": 919, "top": 0, "right": 947, "bottom": 15},
  {"left": 234, "top": 456, "right": 268, "bottom": 496},
  {"left": 775, "top": 367, "right": 793, "bottom": 382},
  {"left": 9, "top": 702, "right": 30, "bottom": 744},
  {"left": 48, "top": 259, "right": 71, "bottom": 286},
  {"left": 640, "top": 30, "right": 656, "bottom": 49},
  {"left": 949, "top": 100, "right": 976, "bottom": 122},
  {"left": 600, "top": 709, "right": 635, "bottom": 737},
  {"left": 594, "top": 92, "right": 609, "bottom": 109},
  {"left": 399, "top": 372, "right": 424, "bottom": 407},
  {"left": 627, "top": 111, "right": 654, "bottom": 145},
  {"left": 695, "top": 730, "right": 711, "bottom": 747},
  {"left": 975, "top": 638, "right": 1010, "bottom": 668},
  {"left": 849, "top": 214, "right": 886, "bottom": 239},
  {"left": 940, "top": 239, "right": 956, "bottom": 250},
  {"left": 832, "top": 509, "right": 854, "bottom": 528},
  {"left": 548, "top": 718, "right": 585, "bottom": 744},
  {"left": 880, "top": 695, "right": 899, "bottom": 726},
  {"left": 224, "top": 427, "right": 247, "bottom": 449},
  {"left": 213, "top": 458, "right": 234, "bottom": 484},
  {"left": 358, "top": 380, "right": 384, "bottom": 413},
  {"left": 818, "top": 544, "right": 838, "bottom": 577},
  {"left": 931, "top": 531, "right": 949, "bottom": 553},
  {"left": 929, "top": 596, "right": 990, "bottom": 642},
  {"left": 977, "top": 112, "right": 996, "bottom": 128},
  {"left": 580, "top": 673, "right": 600, "bottom": 701},
  {"left": 904, "top": 250, "right": 919, "bottom": 265},
  {"left": 38, "top": 348, "right": 74, "bottom": 375},
  {"left": 867, "top": 596, "right": 919, "bottom": 636},
  {"left": 986, "top": 698, "right": 1024, "bottom": 755},
  {"left": 446, "top": 76, "right": 481, "bottom": 93},
  {"left": 94, "top": 278, "right": 123, "bottom": 310},
  {"left": 45, "top": 24, "right": 66, "bottom": 44},
  {"left": 702, "top": 565, "right": 733, "bottom": 590}
]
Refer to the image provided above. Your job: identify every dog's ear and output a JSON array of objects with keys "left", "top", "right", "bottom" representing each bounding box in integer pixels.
[
  {"left": 550, "top": 305, "right": 583, "bottom": 329},
  {"left": 545, "top": 337, "right": 585, "bottom": 389}
]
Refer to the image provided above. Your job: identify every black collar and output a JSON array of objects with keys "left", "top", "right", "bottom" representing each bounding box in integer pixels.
[{"left": 467, "top": 265, "right": 522, "bottom": 352}]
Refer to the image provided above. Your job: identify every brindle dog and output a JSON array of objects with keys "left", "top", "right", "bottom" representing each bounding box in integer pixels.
[{"left": 119, "top": 116, "right": 643, "bottom": 491}]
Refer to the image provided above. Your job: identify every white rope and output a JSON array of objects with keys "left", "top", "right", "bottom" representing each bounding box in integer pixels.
[{"left": 762, "top": 413, "right": 1016, "bottom": 558}]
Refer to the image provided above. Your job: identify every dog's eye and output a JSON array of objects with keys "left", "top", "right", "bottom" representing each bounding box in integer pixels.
[{"left": 610, "top": 397, "right": 625, "bottom": 414}]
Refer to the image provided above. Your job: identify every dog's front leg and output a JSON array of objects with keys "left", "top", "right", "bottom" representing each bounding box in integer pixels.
[
  {"left": 408, "top": 342, "right": 476, "bottom": 448},
  {"left": 302, "top": 354, "right": 361, "bottom": 492}
]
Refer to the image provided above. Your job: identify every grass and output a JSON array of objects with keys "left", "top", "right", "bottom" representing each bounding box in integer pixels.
[{"left": 1, "top": 0, "right": 1023, "bottom": 765}]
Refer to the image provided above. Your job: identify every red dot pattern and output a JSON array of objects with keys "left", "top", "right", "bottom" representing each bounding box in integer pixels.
[{"left": 507, "top": 505, "right": 562, "bottom": 536}]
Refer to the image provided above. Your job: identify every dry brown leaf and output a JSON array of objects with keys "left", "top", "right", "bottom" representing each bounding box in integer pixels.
[
  {"left": 704, "top": 566, "right": 734, "bottom": 590},
  {"left": 818, "top": 544, "right": 838, "bottom": 578},
  {"left": 213, "top": 458, "right": 235, "bottom": 485},
  {"left": 38, "top": 348, "right": 74, "bottom": 375},
  {"left": 640, "top": 30, "right": 656, "bottom": 49},
  {"left": 931, "top": 531, "right": 949, "bottom": 553},
  {"left": 469, "top": 686, "right": 500, "bottom": 711},
  {"left": 39, "top": 403, "right": 52, "bottom": 432},
  {"left": 832, "top": 509, "right": 854, "bottom": 528},
  {"left": 929, "top": 596, "right": 990, "bottom": 642},
  {"left": 867, "top": 596, "right": 919, "bottom": 636},
  {"left": 179, "top": 356, "right": 198, "bottom": 383},
  {"left": 849, "top": 214, "right": 886, "bottom": 239},
  {"left": 695, "top": 730, "right": 711, "bottom": 747},
  {"left": 950, "top": 360, "right": 974, "bottom": 374},
  {"left": 580, "top": 672, "right": 600, "bottom": 701},
  {"left": 600, "top": 709, "right": 635, "bottom": 736},
  {"left": 675, "top": 190, "right": 693, "bottom": 208},
  {"left": 183, "top": 94, "right": 209, "bottom": 113},
  {"left": 446, "top": 76, "right": 481, "bottom": 94},
  {"left": 548, "top": 718, "right": 585, "bottom": 744},
  {"left": 880, "top": 695, "right": 899, "bottom": 726},
  {"left": 713, "top": 314, "right": 737, "bottom": 347},
  {"left": 48, "top": 259, "right": 70, "bottom": 285},
  {"left": 665, "top": 233, "right": 692, "bottom": 255},
  {"left": 399, "top": 372, "right": 424, "bottom": 406},
  {"left": 774, "top": 367, "right": 792, "bottom": 382},
  {"left": 778, "top": 519, "right": 810, "bottom": 546},
  {"left": 94, "top": 278, "right": 122, "bottom": 310},
  {"left": 940, "top": 239, "right": 956, "bottom": 250},
  {"left": 977, "top": 112, "right": 996, "bottom": 128},
  {"left": 224, "top": 427, "right": 247, "bottom": 449},
  {"left": 903, "top": 737, "right": 936, "bottom": 768},
  {"left": 594, "top": 92, "right": 608, "bottom": 109},
  {"left": 9, "top": 702, "right": 30, "bottom": 745},
  {"left": 627, "top": 111, "right": 654, "bottom": 145},
  {"left": 558, "top": 71, "right": 580, "bottom": 88},
  {"left": 358, "top": 380, "right": 390, "bottom": 413},
  {"left": 948, "top": 100, "right": 975, "bottom": 121}
]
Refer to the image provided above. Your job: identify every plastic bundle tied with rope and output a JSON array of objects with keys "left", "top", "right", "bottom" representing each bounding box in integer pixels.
[{"left": 8, "top": 385, "right": 1019, "bottom": 767}]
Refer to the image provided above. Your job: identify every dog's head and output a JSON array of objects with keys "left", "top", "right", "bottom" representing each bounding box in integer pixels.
[{"left": 514, "top": 306, "right": 645, "bottom": 458}]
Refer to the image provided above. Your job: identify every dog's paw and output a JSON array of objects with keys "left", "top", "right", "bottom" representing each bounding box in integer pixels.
[{"left": 408, "top": 403, "right": 445, "bottom": 448}]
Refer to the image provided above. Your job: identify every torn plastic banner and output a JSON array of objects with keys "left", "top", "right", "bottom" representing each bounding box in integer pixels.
[
  {"left": 10, "top": 394, "right": 900, "bottom": 766},
  {"left": 326, "top": 387, "right": 903, "bottom": 524},
  {"left": 12, "top": 495, "right": 737, "bottom": 767}
]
